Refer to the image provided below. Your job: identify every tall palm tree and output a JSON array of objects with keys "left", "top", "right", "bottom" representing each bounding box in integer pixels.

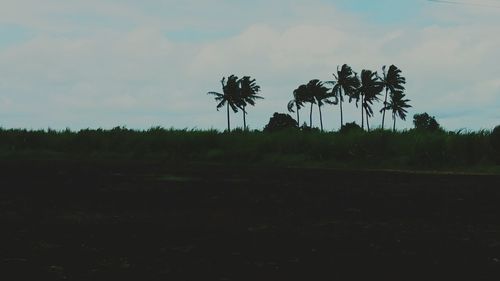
[
  {"left": 238, "top": 76, "right": 263, "bottom": 130},
  {"left": 380, "top": 65, "right": 406, "bottom": 130},
  {"left": 381, "top": 90, "right": 412, "bottom": 132},
  {"left": 287, "top": 87, "right": 306, "bottom": 126},
  {"left": 307, "top": 79, "right": 331, "bottom": 132},
  {"left": 293, "top": 84, "right": 315, "bottom": 128},
  {"left": 207, "top": 75, "right": 240, "bottom": 132},
  {"left": 356, "top": 70, "right": 384, "bottom": 131},
  {"left": 326, "top": 64, "right": 360, "bottom": 127}
]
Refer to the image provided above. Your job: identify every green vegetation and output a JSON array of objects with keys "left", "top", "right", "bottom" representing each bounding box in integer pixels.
[
  {"left": 0, "top": 66, "right": 496, "bottom": 174},
  {"left": 0, "top": 127, "right": 498, "bottom": 174}
]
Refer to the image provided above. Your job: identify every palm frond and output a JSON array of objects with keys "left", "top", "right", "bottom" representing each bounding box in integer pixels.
[{"left": 207, "top": 91, "right": 223, "bottom": 97}]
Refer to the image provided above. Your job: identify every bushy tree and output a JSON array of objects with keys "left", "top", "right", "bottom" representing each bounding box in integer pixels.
[
  {"left": 263, "top": 113, "right": 298, "bottom": 132},
  {"left": 338, "top": 122, "right": 363, "bottom": 134},
  {"left": 413, "top": 113, "right": 441, "bottom": 131}
]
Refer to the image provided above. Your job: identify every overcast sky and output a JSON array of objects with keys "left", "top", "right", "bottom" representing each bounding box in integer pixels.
[{"left": 0, "top": 0, "right": 499, "bottom": 131}]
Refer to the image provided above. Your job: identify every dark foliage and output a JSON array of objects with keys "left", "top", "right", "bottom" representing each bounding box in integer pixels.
[
  {"left": 263, "top": 113, "right": 298, "bottom": 133},
  {"left": 338, "top": 122, "right": 363, "bottom": 134},
  {"left": 413, "top": 113, "right": 441, "bottom": 131},
  {"left": 0, "top": 127, "right": 497, "bottom": 172},
  {"left": 492, "top": 125, "right": 500, "bottom": 163},
  {"left": 300, "top": 124, "right": 321, "bottom": 133}
]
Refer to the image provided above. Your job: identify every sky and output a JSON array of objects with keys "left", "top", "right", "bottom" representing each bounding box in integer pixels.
[{"left": 0, "top": 0, "right": 499, "bottom": 131}]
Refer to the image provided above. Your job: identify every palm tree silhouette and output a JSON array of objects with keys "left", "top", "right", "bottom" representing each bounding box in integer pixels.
[
  {"left": 381, "top": 90, "right": 412, "bottom": 132},
  {"left": 356, "top": 70, "right": 383, "bottom": 131},
  {"left": 238, "top": 76, "right": 263, "bottom": 130},
  {"left": 287, "top": 87, "right": 306, "bottom": 126},
  {"left": 307, "top": 79, "right": 331, "bottom": 132},
  {"left": 207, "top": 75, "right": 240, "bottom": 132},
  {"left": 293, "top": 84, "right": 315, "bottom": 128},
  {"left": 327, "top": 64, "right": 360, "bottom": 128},
  {"left": 380, "top": 65, "right": 406, "bottom": 130}
]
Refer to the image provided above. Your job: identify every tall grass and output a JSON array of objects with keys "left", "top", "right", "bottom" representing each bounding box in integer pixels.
[{"left": 0, "top": 127, "right": 498, "bottom": 172}]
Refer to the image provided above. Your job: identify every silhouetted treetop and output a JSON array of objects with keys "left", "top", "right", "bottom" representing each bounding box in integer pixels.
[
  {"left": 264, "top": 113, "right": 298, "bottom": 133},
  {"left": 413, "top": 113, "right": 441, "bottom": 132}
]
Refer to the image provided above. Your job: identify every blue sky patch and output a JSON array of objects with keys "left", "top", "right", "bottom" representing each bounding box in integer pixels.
[{"left": 0, "top": 24, "right": 34, "bottom": 49}]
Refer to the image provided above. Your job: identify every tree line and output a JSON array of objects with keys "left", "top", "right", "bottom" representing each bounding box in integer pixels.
[{"left": 208, "top": 64, "right": 411, "bottom": 132}]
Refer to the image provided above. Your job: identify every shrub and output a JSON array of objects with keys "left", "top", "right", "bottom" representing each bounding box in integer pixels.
[
  {"left": 339, "top": 122, "right": 363, "bottom": 134},
  {"left": 413, "top": 113, "right": 441, "bottom": 132},
  {"left": 263, "top": 113, "right": 298, "bottom": 133}
]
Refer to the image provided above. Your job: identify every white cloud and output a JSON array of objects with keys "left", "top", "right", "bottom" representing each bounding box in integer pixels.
[{"left": 0, "top": 1, "right": 498, "bottom": 130}]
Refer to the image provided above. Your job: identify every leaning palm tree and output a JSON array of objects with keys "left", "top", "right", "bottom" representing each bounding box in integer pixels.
[
  {"left": 293, "top": 84, "right": 315, "bottom": 128},
  {"left": 307, "top": 79, "right": 331, "bottom": 132},
  {"left": 287, "top": 87, "right": 306, "bottom": 126},
  {"left": 238, "top": 76, "right": 263, "bottom": 130},
  {"left": 381, "top": 90, "right": 411, "bottom": 132},
  {"left": 356, "top": 70, "right": 384, "bottom": 131},
  {"left": 326, "top": 64, "right": 360, "bottom": 127},
  {"left": 379, "top": 65, "right": 406, "bottom": 130},
  {"left": 207, "top": 75, "right": 241, "bottom": 132}
]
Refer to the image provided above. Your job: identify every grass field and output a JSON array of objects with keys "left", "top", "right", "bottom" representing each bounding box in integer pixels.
[{"left": 0, "top": 127, "right": 499, "bottom": 174}]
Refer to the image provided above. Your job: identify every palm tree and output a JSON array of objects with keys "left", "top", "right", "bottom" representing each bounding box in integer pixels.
[
  {"left": 381, "top": 90, "right": 412, "bottom": 132},
  {"left": 207, "top": 75, "right": 240, "bottom": 132},
  {"left": 293, "top": 84, "right": 315, "bottom": 128},
  {"left": 326, "top": 64, "right": 360, "bottom": 127},
  {"left": 287, "top": 87, "right": 306, "bottom": 126},
  {"left": 356, "top": 70, "right": 384, "bottom": 131},
  {"left": 380, "top": 65, "right": 406, "bottom": 130},
  {"left": 307, "top": 79, "right": 331, "bottom": 132},
  {"left": 238, "top": 76, "right": 263, "bottom": 130}
]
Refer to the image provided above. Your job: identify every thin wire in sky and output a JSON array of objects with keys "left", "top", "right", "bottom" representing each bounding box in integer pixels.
[{"left": 427, "top": 0, "right": 500, "bottom": 8}]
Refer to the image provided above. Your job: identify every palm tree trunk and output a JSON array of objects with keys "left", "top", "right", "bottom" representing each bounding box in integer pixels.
[
  {"left": 242, "top": 106, "right": 246, "bottom": 131},
  {"left": 382, "top": 88, "right": 388, "bottom": 130},
  {"left": 366, "top": 108, "right": 370, "bottom": 132},
  {"left": 296, "top": 107, "right": 300, "bottom": 126},
  {"left": 227, "top": 103, "right": 230, "bottom": 132},
  {"left": 309, "top": 103, "right": 313, "bottom": 128},
  {"left": 361, "top": 96, "right": 365, "bottom": 130},
  {"left": 339, "top": 88, "right": 344, "bottom": 127},
  {"left": 318, "top": 105, "right": 323, "bottom": 132},
  {"left": 393, "top": 113, "right": 396, "bottom": 132}
]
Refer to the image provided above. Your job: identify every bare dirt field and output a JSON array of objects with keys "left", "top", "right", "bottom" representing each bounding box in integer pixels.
[{"left": 1, "top": 160, "right": 500, "bottom": 280}]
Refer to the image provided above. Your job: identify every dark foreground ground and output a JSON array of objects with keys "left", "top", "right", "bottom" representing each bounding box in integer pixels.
[{"left": 1, "top": 160, "right": 500, "bottom": 280}]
